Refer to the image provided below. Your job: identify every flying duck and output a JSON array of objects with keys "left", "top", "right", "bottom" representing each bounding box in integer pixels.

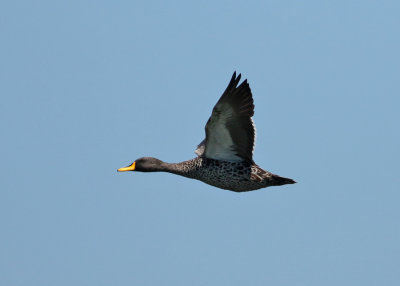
[{"left": 118, "top": 72, "right": 295, "bottom": 192}]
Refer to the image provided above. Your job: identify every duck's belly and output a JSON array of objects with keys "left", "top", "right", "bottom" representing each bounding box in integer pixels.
[
  {"left": 186, "top": 159, "right": 268, "bottom": 192},
  {"left": 200, "top": 177, "right": 265, "bottom": 192}
]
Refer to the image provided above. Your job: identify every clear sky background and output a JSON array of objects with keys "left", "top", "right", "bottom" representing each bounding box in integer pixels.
[{"left": 1, "top": 1, "right": 399, "bottom": 285}]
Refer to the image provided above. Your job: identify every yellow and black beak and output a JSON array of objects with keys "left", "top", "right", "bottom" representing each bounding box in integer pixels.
[{"left": 117, "top": 162, "right": 136, "bottom": 172}]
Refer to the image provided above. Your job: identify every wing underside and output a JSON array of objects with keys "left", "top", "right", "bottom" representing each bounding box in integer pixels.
[{"left": 195, "top": 72, "right": 256, "bottom": 163}]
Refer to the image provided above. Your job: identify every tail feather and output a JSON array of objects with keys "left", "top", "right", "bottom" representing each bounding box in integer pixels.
[{"left": 271, "top": 174, "right": 296, "bottom": 186}]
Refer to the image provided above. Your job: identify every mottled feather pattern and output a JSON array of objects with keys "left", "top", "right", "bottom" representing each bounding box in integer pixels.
[{"left": 169, "top": 157, "right": 282, "bottom": 192}]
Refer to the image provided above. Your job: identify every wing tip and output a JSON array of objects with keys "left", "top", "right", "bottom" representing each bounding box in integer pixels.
[{"left": 230, "top": 71, "right": 242, "bottom": 88}]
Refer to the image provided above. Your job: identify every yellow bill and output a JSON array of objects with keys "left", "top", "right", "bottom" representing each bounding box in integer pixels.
[{"left": 117, "top": 162, "right": 136, "bottom": 172}]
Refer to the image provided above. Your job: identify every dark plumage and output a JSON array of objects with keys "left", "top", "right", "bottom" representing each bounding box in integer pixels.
[{"left": 118, "top": 72, "right": 295, "bottom": 192}]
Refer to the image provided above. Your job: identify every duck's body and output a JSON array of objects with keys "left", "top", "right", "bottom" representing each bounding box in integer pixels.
[
  {"left": 136, "top": 157, "right": 294, "bottom": 192},
  {"left": 118, "top": 72, "right": 295, "bottom": 192}
]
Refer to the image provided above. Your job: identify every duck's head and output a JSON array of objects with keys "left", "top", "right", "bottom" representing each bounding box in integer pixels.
[{"left": 117, "top": 157, "right": 165, "bottom": 172}]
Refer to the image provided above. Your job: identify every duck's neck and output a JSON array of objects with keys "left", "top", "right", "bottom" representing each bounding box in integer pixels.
[{"left": 156, "top": 159, "right": 195, "bottom": 178}]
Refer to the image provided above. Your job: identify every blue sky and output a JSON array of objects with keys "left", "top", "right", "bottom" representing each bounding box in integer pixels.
[{"left": 1, "top": 1, "right": 399, "bottom": 285}]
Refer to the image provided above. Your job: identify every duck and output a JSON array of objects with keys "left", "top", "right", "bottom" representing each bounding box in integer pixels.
[{"left": 118, "top": 72, "right": 295, "bottom": 192}]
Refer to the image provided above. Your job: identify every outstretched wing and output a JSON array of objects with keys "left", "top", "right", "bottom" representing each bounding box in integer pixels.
[{"left": 195, "top": 72, "right": 256, "bottom": 163}]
